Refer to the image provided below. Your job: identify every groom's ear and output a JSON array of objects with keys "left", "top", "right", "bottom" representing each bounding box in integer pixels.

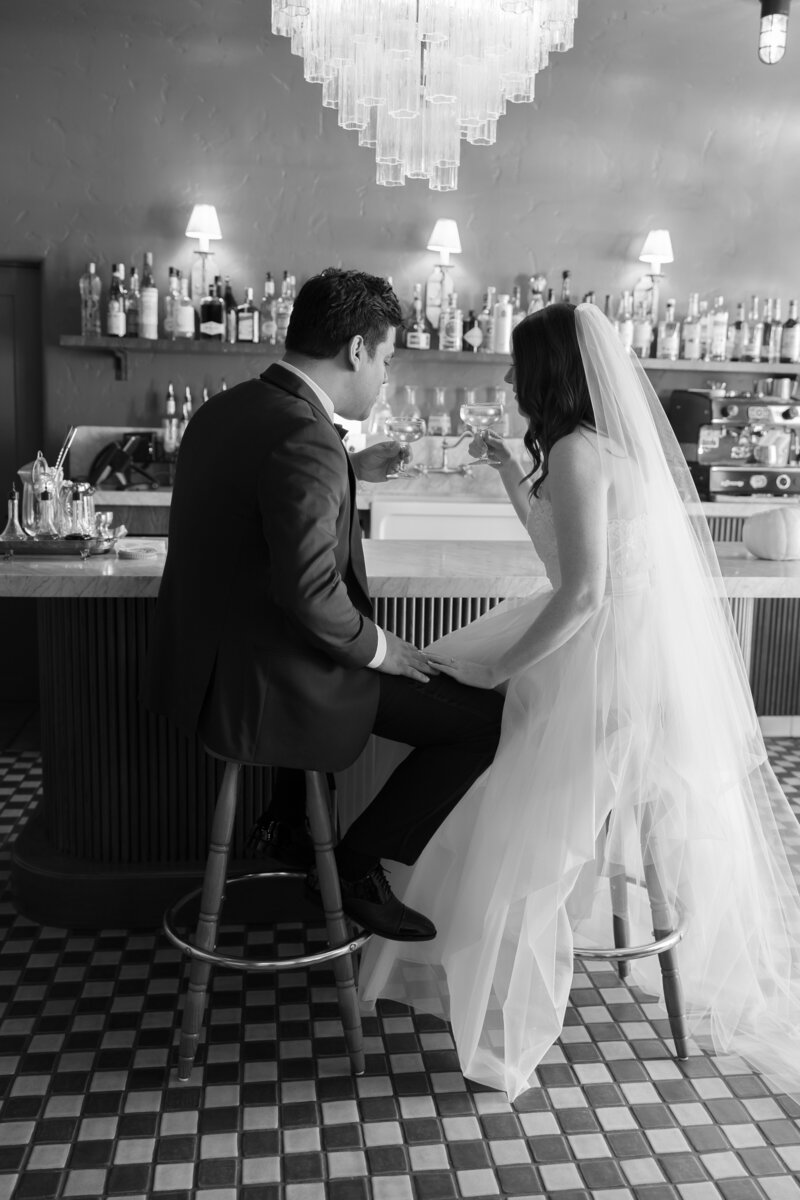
[{"left": 345, "top": 334, "right": 366, "bottom": 371}]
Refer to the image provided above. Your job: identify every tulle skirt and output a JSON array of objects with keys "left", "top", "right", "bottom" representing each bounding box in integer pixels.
[{"left": 357, "top": 589, "right": 800, "bottom": 1102}]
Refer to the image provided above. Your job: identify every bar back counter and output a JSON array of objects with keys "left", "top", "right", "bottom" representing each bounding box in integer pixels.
[{"left": 1, "top": 538, "right": 798, "bottom": 929}]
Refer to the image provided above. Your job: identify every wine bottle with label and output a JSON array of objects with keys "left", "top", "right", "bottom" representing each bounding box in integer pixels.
[
  {"left": 125, "top": 264, "right": 140, "bottom": 337},
  {"left": 140, "top": 252, "right": 158, "bottom": 339},
  {"left": 403, "top": 283, "right": 433, "bottom": 350},
  {"left": 175, "top": 276, "right": 196, "bottom": 339},
  {"left": 680, "top": 293, "right": 702, "bottom": 361},
  {"left": 106, "top": 264, "right": 126, "bottom": 337},
  {"left": 236, "top": 287, "right": 259, "bottom": 343},
  {"left": 79, "top": 261, "right": 102, "bottom": 337},
  {"left": 199, "top": 276, "right": 224, "bottom": 340},
  {"left": 780, "top": 299, "right": 800, "bottom": 363}
]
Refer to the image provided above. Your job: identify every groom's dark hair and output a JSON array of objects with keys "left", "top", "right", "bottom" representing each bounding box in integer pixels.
[
  {"left": 513, "top": 303, "right": 596, "bottom": 499},
  {"left": 285, "top": 268, "right": 402, "bottom": 359}
]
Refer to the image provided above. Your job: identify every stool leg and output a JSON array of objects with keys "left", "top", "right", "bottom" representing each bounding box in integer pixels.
[
  {"left": 609, "top": 872, "right": 631, "bottom": 982},
  {"left": 305, "top": 771, "right": 366, "bottom": 1076},
  {"left": 176, "top": 761, "right": 241, "bottom": 1082},
  {"left": 644, "top": 860, "right": 689, "bottom": 1060}
]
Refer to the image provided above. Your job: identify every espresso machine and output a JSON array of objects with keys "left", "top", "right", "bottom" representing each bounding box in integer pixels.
[{"left": 666, "top": 382, "right": 800, "bottom": 499}]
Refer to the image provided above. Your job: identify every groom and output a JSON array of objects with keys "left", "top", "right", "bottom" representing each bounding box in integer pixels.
[{"left": 143, "top": 268, "right": 503, "bottom": 941}]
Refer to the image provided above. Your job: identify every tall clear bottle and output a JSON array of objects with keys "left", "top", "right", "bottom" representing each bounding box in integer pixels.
[
  {"left": 768, "top": 298, "right": 783, "bottom": 363},
  {"left": 79, "top": 262, "right": 102, "bottom": 337},
  {"left": 439, "top": 294, "right": 463, "bottom": 353},
  {"left": 478, "top": 287, "right": 497, "bottom": 353},
  {"left": 560, "top": 270, "right": 572, "bottom": 303},
  {"left": 742, "top": 296, "right": 764, "bottom": 362},
  {"left": 727, "top": 302, "right": 746, "bottom": 361},
  {"left": 656, "top": 299, "right": 680, "bottom": 360},
  {"left": 710, "top": 295, "right": 729, "bottom": 361},
  {"left": 680, "top": 293, "right": 702, "bottom": 361},
  {"left": 140, "top": 252, "right": 159, "bottom": 339},
  {"left": 780, "top": 299, "right": 800, "bottom": 363},
  {"left": 259, "top": 272, "right": 276, "bottom": 344},
  {"left": 175, "top": 276, "right": 196, "bottom": 339},
  {"left": 511, "top": 285, "right": 526, "bottom": 329},
  {"left": 493, "top": 293, "right": 513, "bottom": 355}
]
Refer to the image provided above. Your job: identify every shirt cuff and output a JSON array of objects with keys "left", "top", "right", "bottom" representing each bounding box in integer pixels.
[{"left": 366, "top": 625, "right": 387, "bottom": 669}]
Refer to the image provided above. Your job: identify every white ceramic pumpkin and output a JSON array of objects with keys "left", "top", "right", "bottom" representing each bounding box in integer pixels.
[{"left": 742, "top": 506, "right": 800, "bottom": 561}]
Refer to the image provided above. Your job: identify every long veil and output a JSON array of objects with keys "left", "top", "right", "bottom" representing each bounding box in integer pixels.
[
  {"left": 574, "top": 302, "right": 800, "bottom": 1094},
  {"left": 359, "top": 303, "right": 800, "bottom": 1100}
]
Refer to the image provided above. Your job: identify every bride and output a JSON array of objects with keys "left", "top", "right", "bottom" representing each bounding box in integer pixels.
[{"left": 358, "top": 301, "right": 800, "bottom": 1102}]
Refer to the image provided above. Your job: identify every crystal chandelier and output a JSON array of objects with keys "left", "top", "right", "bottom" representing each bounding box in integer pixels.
[{"left": 271, "top": 0, "right": 580, "bottom": 190}]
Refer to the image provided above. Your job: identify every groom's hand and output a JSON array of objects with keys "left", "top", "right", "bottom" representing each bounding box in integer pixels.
[
  {"left": 378, "top": 630, "right": 440, "bottom": 684},
  {"left": 352, "top": 441, "right": 410, "bottom": 482}
]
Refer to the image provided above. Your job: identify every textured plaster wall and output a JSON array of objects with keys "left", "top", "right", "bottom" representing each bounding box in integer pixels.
[{"left": 0, "top": 0, "right": 798, "bottom": 454}]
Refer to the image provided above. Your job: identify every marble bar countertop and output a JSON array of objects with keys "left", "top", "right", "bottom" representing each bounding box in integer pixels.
[{"left": 2, "top": 538, "right": 800, "bottom": 600}]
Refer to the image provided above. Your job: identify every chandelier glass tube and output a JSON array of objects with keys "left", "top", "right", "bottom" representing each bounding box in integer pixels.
[{"left": 271, "top": 0, "right": 579, "bottom": 190}]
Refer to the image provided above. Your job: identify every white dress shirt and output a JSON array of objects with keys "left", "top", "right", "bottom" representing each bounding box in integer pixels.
[{"left": 279, "top": 360, "right": 386, "bottom": 669}]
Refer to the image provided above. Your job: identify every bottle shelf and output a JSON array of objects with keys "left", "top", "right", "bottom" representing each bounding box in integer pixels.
[{"left": 59, "top": 335, "right": 799, "bottom": 383}]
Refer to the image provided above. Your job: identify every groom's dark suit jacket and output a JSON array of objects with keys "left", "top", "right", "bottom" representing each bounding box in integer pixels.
[{"left": 142, "top": 363, "right": 381, "bottom": 771}]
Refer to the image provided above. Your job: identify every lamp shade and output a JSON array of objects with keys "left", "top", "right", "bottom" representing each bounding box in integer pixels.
[
  {"left": 639, "top": 229, "right": 674, "bottom": 267},
  {"left": 426, "top": 218, "right": 462, "bottom": 255},
  {"left": 185, "top": 204, "right": 222, "bottom": 242}
]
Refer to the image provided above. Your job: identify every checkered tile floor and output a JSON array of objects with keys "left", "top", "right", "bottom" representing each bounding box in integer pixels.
[{"left": 1, "top": 745, "right": 800, "bottom": 1200}]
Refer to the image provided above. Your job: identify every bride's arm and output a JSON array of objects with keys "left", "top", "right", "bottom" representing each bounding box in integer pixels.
[
  {"left": 496, "top": 435, "right": 608, "bottom": 677},
  {"left": 429, "top": 433, "right": 608, "bottom": 687},
  {"left": 471, "top": 431, "right": 530, "bottom": 526}
]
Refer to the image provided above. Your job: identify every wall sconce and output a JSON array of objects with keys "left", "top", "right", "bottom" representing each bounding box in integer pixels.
[
  {"left": 759, "top": 0, "right": 790, "bottom": 63},
  {"left": 425, "top": 218, "right": 462, "bottom": 333},
  {"left": 639, "top": 228, "right": 674, "bottom": 326},
  {"left": 186, "top": 204, "right": 222, "bottom": 307}
]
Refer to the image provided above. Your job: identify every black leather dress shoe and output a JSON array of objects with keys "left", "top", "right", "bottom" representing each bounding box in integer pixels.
[
  {"left": 246, "top": 816, "right": 315, "bottom": 868},
  {"left": 306, "top": 863, "right": 436, "bottom": 942}
]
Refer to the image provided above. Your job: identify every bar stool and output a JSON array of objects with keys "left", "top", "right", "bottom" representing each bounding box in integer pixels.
[
  {"left": 573, "top": 810, "right": 690, "bottom": 1060},
  {"left": 163, "top": 760, "right": 372, "bottom": 1081}
]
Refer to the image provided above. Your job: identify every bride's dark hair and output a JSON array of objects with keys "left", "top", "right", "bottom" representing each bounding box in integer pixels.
[{"left": 512, "top": 302, "right": 596, "bottom": 499}]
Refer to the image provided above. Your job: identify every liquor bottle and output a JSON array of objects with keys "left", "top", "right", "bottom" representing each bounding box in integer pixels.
[
  {"left": 199, "top": 275, "right": 224, "bottom": 340},
  {"left": 478, "top": 287, "right": 497, "bottom": 352},
  {"left": 462, "top": 309, "right": 483, "bottom": 352},
  {"left": 275, "top": 271, "right": 294, "bottom": 346},
  {"left": 180, "top": 386, "right": 193, "bottom": 441},
  {"left": 202, "top": 387, "right": 210, "bottom": 404},
  {"left": 439, "top": 294, "right": 463, "bottom": 352},
  {"left": 780, "top": 299, "right": 800, "bottom": 363},
  {"left": 125, "top": 264, "right": 140, "bottom": 337},
  {"left": 527, "top": 275, "right": 546, "bottom": 314},
  {"left": 223, "top": 277, "right": 237, "bottom": 343},
  {"left": 368, "top": 383, "right": 393, "bottom": 438},
  {"left": 79, "top": 262, "right": 102, "bottom": 337},
  {"left": 632, "top": 300, "right": 653, "bottom": 359},
  {"left": 767, "top": 298, "right": 783, "bottom": 363},
  {"left": 511, "top": 285, "right": 526, "bottom": 329},
  {"left": 616, "top": 291, "right": 634, "bottom": 352},
  {"left": 106, "top": 264, "right": 126, "bottom": 337},
  {"left": 656, "top": 299, "right": 680, "bottom": 360},
  {"left": 697, "top": 300, "right": 712, "bottom": 360},
  {"left": 710, "top": 295, "right": 729, "bottom": 361},
  {"left": 545, "top": 287, "right": 555, "bottom": 306},
  {"left": 425, "top": 263, "right": 447, "bottom": 341},
  {"left": 727, "top": 302, "right": 745, "bottom": 361},
  {"left": 583, "top": 291, "right": 596, "bottom": 305},
  {"left": 603, "top": 294, "right": 613, "bottom": 322},
  {"left": 742, "top": 295, "right": 764, "bottom": 362},
  {"left": 164, "top": 267, "right": 178, "bottom": 338},
  {"left": 427, "top": 387, "right": 452, "bottom": 436},
  {"left": 175, "top": 276, "right": 195, "bottom": 339},
  {"left": 236, "top": 286, "right": 260, "bottom": 343},
  {"left": 560, "top": 270, "right": 572, "bottom": 303},
  {"left": 162, "top": 383, "right": 180, "bottom": 457},
  {"left": 680, "top": 293, "right": 702, "bottom": 361},
  {"left": 140, "top": 252, "right": 159, "bottom": 339},
  {"left": 402, "top": 283, "right": 432, "bottom": 349},
  {"left": 493, "top": 293, "right": 513, "bottom": 354},
  {"left": 259, "top": 272, "right": 276, "bottom": 344}
]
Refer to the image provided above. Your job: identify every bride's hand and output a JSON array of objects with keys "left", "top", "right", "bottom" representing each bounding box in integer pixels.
[
  {"left": 469, "top": 430, "right": 511, "bottom": 468},
  {"left": 425, "top": 653, "right": 501, "bottom": 689}
]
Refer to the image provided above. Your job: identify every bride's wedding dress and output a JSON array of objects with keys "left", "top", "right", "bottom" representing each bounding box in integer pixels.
[{"left": 358, "top": 306, "right": 800, "bottom": 1103}]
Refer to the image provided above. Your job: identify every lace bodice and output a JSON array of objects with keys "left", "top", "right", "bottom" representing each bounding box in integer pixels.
[{"left": 526, "top": 499, "right": 651, "bottom": 590}]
